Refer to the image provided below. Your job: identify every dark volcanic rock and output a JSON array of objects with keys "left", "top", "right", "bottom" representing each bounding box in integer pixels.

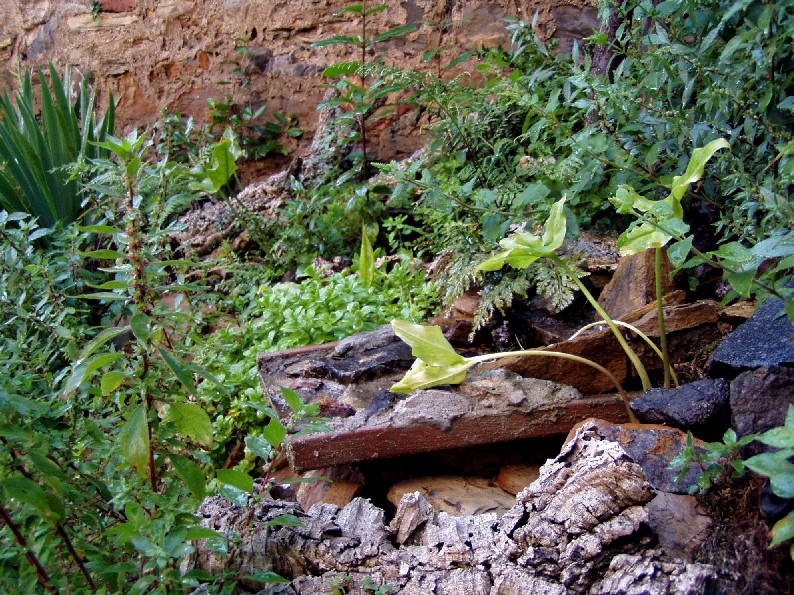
[
  {"left": 709, "top": 298, "right": 794, "bottom": 378},
  {"left": 630, "top": 378, "right": 730, "bottom": 440},
  {"left": 730, "top": 365, "right": 794, "bottom": 440}
]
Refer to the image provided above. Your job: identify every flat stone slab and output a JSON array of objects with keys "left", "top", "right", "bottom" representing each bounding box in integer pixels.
[
  {"left": 710, "top": 297, "right": 794, "bottom": 378},
  {"left": 256, "top": 299, "right": 722, "bottom": 472},
  {"left": 257, "top": 326, "right": 628, "bottom": 472}
]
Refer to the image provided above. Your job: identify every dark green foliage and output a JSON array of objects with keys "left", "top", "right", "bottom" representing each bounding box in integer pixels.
[
  {"left": 0, "top": 65, "right": 114, "bottom": 227},
  {"left": 207, "top": 96, "right": 302, "bottom": 161},
  {"left": 0, "top": 130, "right": 341, "bottom": 592},
  {"left": 373, "top": 0, "right": 792, "bottom": 317}
]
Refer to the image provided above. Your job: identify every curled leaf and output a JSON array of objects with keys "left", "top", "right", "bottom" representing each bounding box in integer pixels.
[{"left": 390, "top": 358, "right": 471, "bottom": 394}]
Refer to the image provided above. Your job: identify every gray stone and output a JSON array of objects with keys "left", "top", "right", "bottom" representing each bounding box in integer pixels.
[
  {"left": 567, "top": 419, "right": 709, "bottom": 494},
  {"left": 645, "top": 493, "right": 713, "bottom": 560},
  {"left": 630, "top": 378, "right": 730, "bottom": 439},
  {"left": 709, "top": 297, "right": 794, "bottom": 378},
  {"left": 730, "top": 365, "right": 794, "bottom": 439}
]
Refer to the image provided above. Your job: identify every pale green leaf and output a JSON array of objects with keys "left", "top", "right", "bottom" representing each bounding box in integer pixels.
[
  {"left": 390, "top": 358, "right": 471, "bottom": 394},
  {"left": 476, "top": 249, "right": 519, "bottom": 272},
  {"left": 167, "top": 402, "right": 213, "bottom": 448},
  {"left": 609, "top": 185, "right": 656, "bottom": 214},
  {"left": 616, "top": 222, "right": 671, "bottom": 255},
  {"left": 390, "top": 320, "right": 465, "bottom": 366},
  {"left": 670, "top": 138, "right": 730, "bottom": 201},
  {"left": 120, "top": 404, "right": 150, "bottom": 478},
  {"left": 541, "top": 197, "right": 568, "bottom": 252},
  {"left": 101, "top": 370, "right": 127, "bottom": 396}
]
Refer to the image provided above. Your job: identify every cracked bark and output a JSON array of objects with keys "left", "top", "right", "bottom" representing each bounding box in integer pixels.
[{"left": 185, "top": 421, "right": 717, "bottom": 594}]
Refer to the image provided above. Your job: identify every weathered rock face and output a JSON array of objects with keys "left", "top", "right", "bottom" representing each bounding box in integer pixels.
[
  {"left": 186, "top": 420, "right": 718, "bottom": 594},
  {"left": 2, "top": 0, "right": 598, "bottom": 165},
  {"left": 709, "top": 297, "right": 794, "bottom": 378},
  {"left": 631, "top": 378, "right": 730, "bottom": 441},
  {"left": 256, "top": 325, "right": 629, "bottom": 472}
]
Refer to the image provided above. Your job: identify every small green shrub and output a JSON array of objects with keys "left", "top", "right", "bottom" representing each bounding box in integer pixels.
[{"left": 671, "top": 405, "right": 794, "bottom": 561}]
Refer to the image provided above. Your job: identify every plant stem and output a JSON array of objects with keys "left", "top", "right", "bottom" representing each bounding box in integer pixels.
[
  {"left": 125, "top": 174, "right": 158, "bottom": 491},
  {"left": 56, "top": 524, "right": 97, "bottom": 592},
  {"left": 552, "top": 255, "right": 652, "bottom": 390},
  {"left": 0, "top": 503, "right": 56, "bottom": 593},
  {"left": 570, "top": 319, "right": 679, "bottom": 387},
  {"left": 655, "top": 247, "right": 671, "bottom": 388},
  {"left": 468, "top": 349, "right": 637, "bottom": 423}
]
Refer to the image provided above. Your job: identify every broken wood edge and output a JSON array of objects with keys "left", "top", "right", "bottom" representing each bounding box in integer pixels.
[{"left": 285, "top": 394, "right": 630, "bottom": 472}]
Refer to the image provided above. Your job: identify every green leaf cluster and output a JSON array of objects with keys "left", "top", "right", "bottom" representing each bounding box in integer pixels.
[{"left": 744, "top": 406, "right": 794, "bottom": 559}]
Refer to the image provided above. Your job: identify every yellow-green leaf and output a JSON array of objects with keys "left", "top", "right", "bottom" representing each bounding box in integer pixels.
[
  {"left": 390, "top": 320, "right": 465, "bottom": 366},
  {"left": 167, "top": 402, "right": 213, "bottom": 448},
  {"left": 670, "top": 138, "right": 730, "bottom": 202},
  {"left": 120, "top": 404, "right": 150, "bottom": 478},
  {"left": 390, "top": 358, "right": 471, "bottom": 394},
  {"left": 616, "top": 222, "right": 671, "bottom": 256},
  {"left": 101, "top": 370, "right": 127, "bottom": 396}
]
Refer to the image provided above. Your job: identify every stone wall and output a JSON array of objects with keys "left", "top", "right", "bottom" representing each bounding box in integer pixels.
[{"left": 2, "top": 1, "right": 597, "bottom": 162}]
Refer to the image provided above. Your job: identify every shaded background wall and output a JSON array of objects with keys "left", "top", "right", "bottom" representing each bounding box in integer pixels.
[{"left": 1, "top": 1, "right": 598, "bottom": 163}]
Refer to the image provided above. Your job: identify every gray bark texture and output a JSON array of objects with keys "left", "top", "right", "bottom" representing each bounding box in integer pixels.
[{"left": 185, "top": 421, "right": 718, "bottom": 594}]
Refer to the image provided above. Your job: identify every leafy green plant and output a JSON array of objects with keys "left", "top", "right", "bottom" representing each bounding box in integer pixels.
[
  {"left": 476, "top": 196, "right": 653, "bottom": 391},
  {"left": 312, "top": 1, "right": 417, "bottom": 184},
  {"left": 611, "top": 138, "right": 731, "bottom": 386},
  {"left": 207, "top": 96, "right": 302, "bottom": 161},
  {"left": 613, "top": 138, "right": 794, "bottom": 325},
  {"left": 0, "top": 64, "right": 114, "bottom": 227},
  {"left": 670, "top": 406, "right": 794, "bottom": 561},
  {"left": 389, "top": 319, "right": 636, "bottom": 422},
  {"left": 669, "top": 429, "right": 755, "bottom": 495},
  {"left": 743, "top": 405, "right": 794, "bottom": 561},
  {"left": 372, "top": 1, "right": 792, "bottom": 326},
  {"left": 0, "top": 125, "right": 301, "bottom": 592}
]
